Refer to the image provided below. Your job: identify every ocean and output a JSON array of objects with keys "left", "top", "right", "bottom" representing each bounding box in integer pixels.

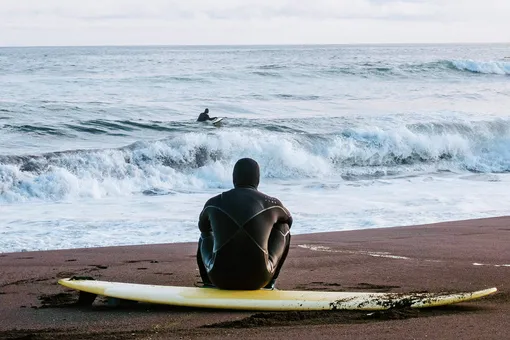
[{"left": 1, "top": 44, "right": 510, "bottom": 253}]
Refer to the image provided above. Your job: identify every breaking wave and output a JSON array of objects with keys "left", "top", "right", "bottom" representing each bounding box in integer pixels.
[
  {"left": 1, "top": 119, "right": 510, "bottom": 202},
  {"left": 449, "top": 60, "right": 510, "bottom": 75}
]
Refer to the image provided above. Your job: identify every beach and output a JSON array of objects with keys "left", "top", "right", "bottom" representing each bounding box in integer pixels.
[{"left": 1, "top": 216, "right": 508, "bottom": 340}]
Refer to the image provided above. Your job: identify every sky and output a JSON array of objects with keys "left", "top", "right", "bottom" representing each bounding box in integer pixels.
[{"left": 0, "top": 0, "right": 509, "bottom": 46}]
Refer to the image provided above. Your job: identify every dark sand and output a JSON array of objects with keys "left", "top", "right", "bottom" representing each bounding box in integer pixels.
[{"left": 1, "top": 216, "right": 509, "bottom": 339}]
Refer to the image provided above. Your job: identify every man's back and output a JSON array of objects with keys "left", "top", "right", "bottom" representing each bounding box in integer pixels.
[
  {"left": 199, "top": 187, "right": 291, "bottom": 257},
  {"left": 196, "top": 112, "right": 210, "bottom": 122},
  {"left": 196, "top": 158, "right": 293, "bottom": 290},
  {"left": 197, "top": 108, "right": 213, "bottom": 122}
]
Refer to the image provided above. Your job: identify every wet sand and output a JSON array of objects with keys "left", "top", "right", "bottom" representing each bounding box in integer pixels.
[{"left": 1, "top": 216, "right": 509, "bottom": 339}]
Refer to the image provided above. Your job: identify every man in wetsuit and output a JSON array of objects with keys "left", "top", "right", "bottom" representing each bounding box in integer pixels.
[
  {"left": 196, "top": 158, "right": 293, "bottom": 290},
  {"left": 196, "top": 108, "right": 217, "bottom": 122}
]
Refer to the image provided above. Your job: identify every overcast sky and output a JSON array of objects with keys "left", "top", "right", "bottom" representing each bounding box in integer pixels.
[{"left": 1, "top": 0, "right": 508, "bottom": 46}]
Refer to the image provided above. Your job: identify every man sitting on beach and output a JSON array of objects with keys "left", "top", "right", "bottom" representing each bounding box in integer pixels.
[
  {"left": 196, "top": 108, "right": 217, "bottom": 122},
  {"left": 196, "top": 158, "right": 293, "bottom": 290}
]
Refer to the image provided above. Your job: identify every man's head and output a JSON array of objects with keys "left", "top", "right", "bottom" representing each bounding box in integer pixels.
[
  {"left": 204, "top": 108, "right": 209, "bottom": 114},
  {"left": 233, "top": 158, "right": 260, "bottom": 189}
]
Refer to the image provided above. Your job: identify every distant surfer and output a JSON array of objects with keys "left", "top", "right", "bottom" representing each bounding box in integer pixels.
[
  {"left": 196, "top": 108, "right": 217, "bottom": 122},
  {"left": 196, "top": 158, "right": 293, "bottom": 290}
]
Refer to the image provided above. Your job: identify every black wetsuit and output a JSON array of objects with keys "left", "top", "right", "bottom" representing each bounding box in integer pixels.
[
  {"left": 197, "top": 109, "right": 216, "bottom": 122},
  {"left": 197, "top": 158, "right": 293, "bottom": 290}
]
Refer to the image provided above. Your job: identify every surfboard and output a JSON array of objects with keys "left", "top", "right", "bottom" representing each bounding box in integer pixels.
[
  {"left": 58, "top": 278, "right": 497, "bottom": 311},
  {"left": 211, "top": 117, "right": 224, "bottom": 126}
]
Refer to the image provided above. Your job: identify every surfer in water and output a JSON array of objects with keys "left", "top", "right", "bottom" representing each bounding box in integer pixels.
[
  {"left": 196, "top": 108, "right": 217, "bottom": 122},
  {"left": 196, "top": 158, "right": 293, "bottom": 290}
]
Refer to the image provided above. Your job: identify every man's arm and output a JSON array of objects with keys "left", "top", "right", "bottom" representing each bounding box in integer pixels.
[
  {"left": 276, "top": 199, "right": 293, "bottom": 228},
  {"left": 285, "top": 212, "right": 293, "bottom": 228},
  {"left": 198, "top": 203, "right": 212, "bottom": 235},
  {"left": 282, "top": 210, "right": 293, "bottom": 228}
]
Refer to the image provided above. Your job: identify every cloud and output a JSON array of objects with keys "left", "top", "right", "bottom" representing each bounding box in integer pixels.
[
  {"left": 0, "top": 1, "right": 441, "bottom": 22},
  {"left": 0, "top": 0, "right": 508, "bottom": 46}
]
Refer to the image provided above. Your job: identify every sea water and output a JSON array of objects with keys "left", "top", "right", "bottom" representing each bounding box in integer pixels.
[{"left": 1, "top": 44, "right": 510, "bottom": 253}]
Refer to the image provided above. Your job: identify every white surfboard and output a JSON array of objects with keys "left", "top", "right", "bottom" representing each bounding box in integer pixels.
[
  {"left": 211, "top": 117, "right": 224, "bottom": 126},
  {"left": 58, "top": 278, "right": 497, "bottom": 311}
]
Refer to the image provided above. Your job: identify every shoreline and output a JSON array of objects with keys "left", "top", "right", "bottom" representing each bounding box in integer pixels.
[
  {"left": 1, "top": 216, "right": 509, "bottom": 339},
  {"left": 2, "top": 214, "right": 507, "bottom": 255}
]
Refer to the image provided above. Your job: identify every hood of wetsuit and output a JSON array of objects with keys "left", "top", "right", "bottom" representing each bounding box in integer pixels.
[{"left": 233, "top": 158, "right": 260, "bottom": 189}]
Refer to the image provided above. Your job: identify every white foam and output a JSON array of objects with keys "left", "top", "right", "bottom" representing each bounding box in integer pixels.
[
  {"left": 297, "top": 245, "right": 410, "bottom": 260},
  {"left": 2, "top": 120, "right": 510, "bottom": 253},
  {"left": 473, "top": 263, "right": 510, "bottom": 267},
  {"left": 2, "top": 120, "right": 510, "bottom": 203},
  {"left": 2, "top": 172, "right": 510, "bottom": 253}
]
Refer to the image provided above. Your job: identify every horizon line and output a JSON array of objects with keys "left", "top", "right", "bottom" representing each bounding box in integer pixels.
[{"left": 1, "top": 41, "right": 509, "bottom": 49}]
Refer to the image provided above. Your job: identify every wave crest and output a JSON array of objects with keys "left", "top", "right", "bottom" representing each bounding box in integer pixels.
[
  {"left": 1, "top": 119, "right": 510, "bottom": 202},
  {"left": 449, "top": 60, "right": 510, "bottom": 75}
]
